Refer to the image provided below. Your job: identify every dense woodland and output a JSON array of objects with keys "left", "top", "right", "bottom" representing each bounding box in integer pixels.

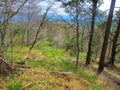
[{"left": 0, "top": 0, "right": 120, "bottom": 90}]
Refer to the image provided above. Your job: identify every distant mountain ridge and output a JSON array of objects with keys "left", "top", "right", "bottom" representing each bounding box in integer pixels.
[{"left": 10, "top": 13, "right": 107, "bottom": 24}]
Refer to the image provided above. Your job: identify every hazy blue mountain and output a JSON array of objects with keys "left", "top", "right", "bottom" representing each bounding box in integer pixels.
[{"left": 10, "top": 13, "right": 107, "bottom": 24}]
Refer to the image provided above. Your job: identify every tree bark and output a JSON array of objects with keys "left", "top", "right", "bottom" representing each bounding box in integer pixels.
[
  {"left": 81, "top": 25, "right": 85, "bottom": 52},
  {"left": 86, "top": 0, "right": 97, "bottom": 65},
  {"left": 76, "top": 1, "right": 80, "bottom": 67},
  {"left": 98, "top": 0, "right": 116, "bottom": 73},
  {"left": 109, "top": 15, "right": 120, "bottom": 65},
  {"left": 26, "top": 14, "right": 30, "bottom": 45}
]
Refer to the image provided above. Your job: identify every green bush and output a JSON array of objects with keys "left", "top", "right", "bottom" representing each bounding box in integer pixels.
[{"left": 34, "top": 40, "right": 54, "bottom": 50}]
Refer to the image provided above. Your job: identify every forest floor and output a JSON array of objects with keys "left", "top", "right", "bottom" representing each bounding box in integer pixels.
[
  {"left": 70, "top": 58, "right": 120, "bottom": 90},
  {"left": 0, "top": 46, "right": 120, "bottom": 90}
]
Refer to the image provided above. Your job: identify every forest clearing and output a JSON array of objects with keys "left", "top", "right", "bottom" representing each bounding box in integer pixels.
[{"left": 0, "top": 0, "right": 120, "bottom": 90}]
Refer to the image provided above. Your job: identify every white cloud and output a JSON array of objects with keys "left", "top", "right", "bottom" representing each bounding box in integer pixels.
[
  {"left": 99, "top": 0, "right": 111, "bottom": 11},
  {"left": 49, "top": 2, "right": 68, "bottom": 15},
  {"left": 99, "top": 0, "right": 120, "bottom": 11},
  {"left": 38, "top": 1, "right": 49, "bottom": 7},
  {"left": 38, "top": 0, "right": 68, "bottom": 15},
  {"left": 39, "top": 0, "right": 120, "bottom": 16}
]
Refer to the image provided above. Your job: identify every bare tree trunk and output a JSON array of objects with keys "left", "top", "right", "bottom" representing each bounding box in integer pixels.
[
  {"left": 26, "top": 28, "right": 30, "bottom": 45},
  {"left": 81, "top": 25, "right": 85, "bottom": 52},
  {"left": 94, "top": 44, "right": 99, "bottom": 61},
  {"left": 86, "top": 0, "right": 97, "bottom": 65},
  {"left": 26, "top": 14, "right": 30, "bottom": 45},
  {"left": 76, "top": 16, "right": 80, "bottom": 67},
  {"left": 0, "top": 23, "right": 8, "bottom": 52},
  {"left": 26, "top": 4, "right": 31, "bottom": 46},
  {"left": 10, "top": 24, "right": 14, "bottom": 62},
  {"left": 109, "top": 15, "right": 120, "bottom": 66},
  {"left": 107, "top": 39, "right": 112, "bottom": 62},
  {"left": 29, "top": 6, "right": 52, "bottom": 51},
  {"left": 21, "top": 28, "right": 25, "bottom": 45},
  {"left": 1, "top": 32, "right": 6, "bottom": 48},
  {"left": 98, "top": 0, "right": 116, "bottom": 73},
  {"left": 75, "top": 1, "right": 80, "bottom": 67}
]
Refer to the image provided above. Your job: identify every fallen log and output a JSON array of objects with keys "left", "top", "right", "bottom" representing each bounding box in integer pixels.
[
  {"left": 50, "top": 71, "right": 73, "bottom": 76},
  {"left": 0, "top": 57, "right": 15, "bottom": 76},
  {"left": 15, "top": 61, "right": 25, "bottom": 65}
]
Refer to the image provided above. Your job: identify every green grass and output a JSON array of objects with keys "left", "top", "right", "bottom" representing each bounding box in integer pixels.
[
  {"left": 7, "top": 54, "right": 23, "bottom": 62},
  {"left": 91, "top": 83, "right": 101, "bottom": 90},
  {"left": 26, "top": 51, "right": 100, "bottom": 90},
  {"left": 26, "top": 48, "right": 76, "bottom": 72},
  {"left": 80, "top": 70, "right": 100, "bottom": 90},
  {"left": 7, "top": 80, "right": 22, "bottom": 90},
  {"left": 41, "top": 49, "right": 64, "bottom": 57},
  {"left": 79, "top": 52, "right": 87, "bottom": 59},
  {"left": 59, "top": 59, "right": 76, "bottom": 72},
  {"left": 5, "top": 46, "right": 101, "bottom": 90},
  {"left": 34, "top": 40, "right": 54, "bottom": 50}
]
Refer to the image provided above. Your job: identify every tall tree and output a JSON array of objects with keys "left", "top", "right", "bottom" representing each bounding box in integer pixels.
[
  {"left": 63, "top": 0, "right": 85, "bottom": 66},
  {"left": 75, "top": 0, "right": 80, "bottom": 66},
  {"left": 98, "top": 0, "right": 116, "bottom": 73},
  {"left": 86, "top": 0, "right": 98, "bottom": 65},
  {"left": 109, "top": 10, "right": 120, "bottom": 65}
]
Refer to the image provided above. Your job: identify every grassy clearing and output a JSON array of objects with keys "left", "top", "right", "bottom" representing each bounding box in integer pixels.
[{"left": 0, "top": 46, "right": 100, "bottom": 90}]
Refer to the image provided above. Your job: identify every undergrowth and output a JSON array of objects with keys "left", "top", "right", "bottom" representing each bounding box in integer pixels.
[{"left": 0, "top": 46, "right": 101, "bottom": 90}]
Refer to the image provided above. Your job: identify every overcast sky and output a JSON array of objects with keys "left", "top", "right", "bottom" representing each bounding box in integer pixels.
[
  {"left": 99, "top": 0, "right": 120, "bottom": 11},
  {"left": 39, "top": 0, "right": 120, "bottom": 16}
]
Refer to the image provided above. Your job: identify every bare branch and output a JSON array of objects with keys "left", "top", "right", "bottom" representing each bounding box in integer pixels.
[
  {"left": 3, "top": 0, "right": 27, "bottom": 24},
  {"left": 29, "top": 4, "right": 53, "bottom": 51}
]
